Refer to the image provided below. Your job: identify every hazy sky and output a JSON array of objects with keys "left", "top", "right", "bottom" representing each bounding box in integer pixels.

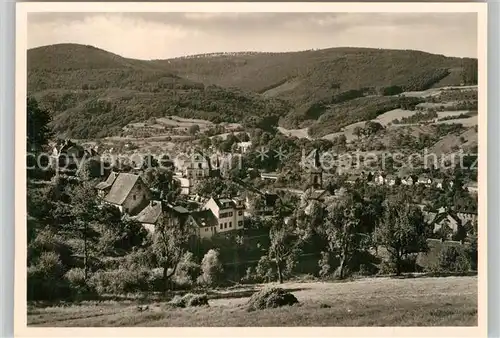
[{"left": 27, "top": 12, "right": 478, "bottom": 60}]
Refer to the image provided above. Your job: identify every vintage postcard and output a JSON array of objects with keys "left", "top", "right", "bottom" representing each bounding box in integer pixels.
[{"left": 15, "top": 2, "right": 488, "bottom": 337}]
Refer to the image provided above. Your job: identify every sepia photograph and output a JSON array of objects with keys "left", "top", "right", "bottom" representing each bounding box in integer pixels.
[{"left": 16, "top": 2, "right": 487, "bottom": 336}]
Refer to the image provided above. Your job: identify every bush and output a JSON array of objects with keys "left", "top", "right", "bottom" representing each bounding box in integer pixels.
[
  {"left": 430, "top": 245, "right": 471, "bottom": 273},
  {"left": 169, "top": 293, "right": 209, "bottom": 308},
  {"left": 65, "top": 268, "right": 97, "bottom": 300},
  {"left": 378, "top": 257, "right": 420, "bottom": 275},
  {"left": 174, "top": 252, "right": 201, "bottom": 287},
  {"left": 255, "top": 255, "right": 276, "bottom": 283},
  {"left": 318, "top": 251, "right": 332, "bottom": 278},
  {"left": 357, "top": 263, "right": 378, "bottom": 276},
  {"left": 27, "top": 252, "right": 71, "bottom": 301},
  {"left": 197, "top": 249, "right": 224, "bottom": 287},
  {"left": 240, "top": 267, "right": 258, "bottom": 284},
  {"left": 89, "top": 268, "right": 151, "bottom": 295},
  {"left": 378, "top": 260, "right": 396, "bottom": 275},
  {"left": 246, "top": 287, "right": 299, "bottom": 312}
]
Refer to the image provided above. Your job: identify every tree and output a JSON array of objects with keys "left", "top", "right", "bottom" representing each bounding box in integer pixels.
[
  {"left": 237, "top": 132, "right": 250, "bottom": 142},
  {"left": 142, "top": 154, "right": 158, "bottom": 169},
  {"left": 152, "top": 214, "right": 193, "bottom": 292},
  {"left": 141, "top": 167, "right": 174, "bottom": 199},
  {"left": 321, "top": 191, "right": 372, "bottom": 279},
  {"left": 67, "top": 182, "right": 101, "bottom": 280},
  {"left": 376, "top": 201, "right": 428, "bottom": 275},
  {"left": 27, "top": 97, "right": 53, "bottom": 152},
  {"left": 188, "top": 124, "right": 200, "bottom": 136},
  {"left": 194, "top": 177, "right": 239, "bottom": 198},
  {"left": 364, "top": 121, "right": 384, "bottom": 136},
  {"left": 197, "top": 249, "right": 224, "bottom": 287},
  {"left": 199, "top": 135, "right": 212, "bottom": 150},
  {"left": 266, "top": 208, "right": 303, "bottom": 283},
  {"left": 353, "top": 126, "right": 363, "bottom": 140}
]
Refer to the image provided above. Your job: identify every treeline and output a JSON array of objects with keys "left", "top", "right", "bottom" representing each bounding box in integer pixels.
[
  {"left": 28, "top": 44, "right": 478, "bottom": 140},
  {"left": 392, "top": 111, "right": 438, "bottom": 125},
  {"left": 34, "top": 85, "right": 291, "bottom": 139}
]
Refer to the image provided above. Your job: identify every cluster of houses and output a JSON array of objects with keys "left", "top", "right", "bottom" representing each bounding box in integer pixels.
[
  {"left": 95, "top": 170, "right": 247, "bottom": 239},
  {"left": 51, "top": 139, "right": 478, "bottom": 241},
  {"left": 371, "top": 172, "right": 448, "bottom": 188}
]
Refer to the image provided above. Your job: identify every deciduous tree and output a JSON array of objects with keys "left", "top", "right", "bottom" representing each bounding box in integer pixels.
[
  {"left": 375, "top": 200, "right": 428, "bottom": 275},
  {"left": 152, "top": 214, "right": 194, "bottom": 292}
]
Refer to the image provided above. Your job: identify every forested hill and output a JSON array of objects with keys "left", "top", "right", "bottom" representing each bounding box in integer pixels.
[{"left": 27, "top": 43, "right": 477, "bottom": 139}]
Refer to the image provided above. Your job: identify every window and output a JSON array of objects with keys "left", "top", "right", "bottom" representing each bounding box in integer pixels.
[
  {"left": 238, "top": 211, "right": 243, "bottom": 216},
  {"left": 238, "top": 221, "right": 243, "bottom": 227},
  {"left": 224, "top": 223, "right": 227, "bottom": 229},
  {"left": 220, "top": 224, "right": 223, "bottom": 230},
  {"left": 229, "top": 222, "right": 232, "bottom": 228},
  {"left": 132, "top": 195, "right": 136, "bottom": 200},
  {"left": 229, "top": 212, "right": 233, "bottom": 217},
  {"left": 205, "top": 227, "right": 209, "bottom": 232}
]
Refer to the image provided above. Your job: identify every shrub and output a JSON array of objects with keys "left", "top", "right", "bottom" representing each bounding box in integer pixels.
[
  {"left": 358, "top": 263, "right": 378, "bottom": 276},
  {"left": 240, "top": 267, "right": 258, "bottom": 284},
  {"left": 378, "top": 257, "right": 420, "bottom": 275},
  {"left": 318, "top": 251, "right": 332, "bottom": 278},
  {"left": 27, "top": 230, "right": 74, "bottom": 268},
  {"left": 27, "top": 252, "right": 71, "bottom": 301},
  {"left": 89, "top": 268, "right": 151, "bottom": 295},
  {"left": 65, "top": 268, "right": 97, "bottom": 300},
  {"left": 246, "top": 287, "right": 299, "bottom": 312},
  {"left": 169, "top": 293, "right": 209, "bottom": 308},
  {"left": 378, "top": 260, "right": 396, "bottom": 275},
  {"left": 255, "top": 255, "right": 276, "bottom": 283},
  {"left": 197, "top": 249, "right": 224, "bottom": 287},
  {"left": 174, "top": 252, "right": 201, "bottom": 287},
  {"left": 430, "top": 245, "right": 471, "bottom": 273}
]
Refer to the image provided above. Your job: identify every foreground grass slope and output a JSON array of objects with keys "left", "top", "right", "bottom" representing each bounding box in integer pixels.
[
  {"left": 28, "top": 44, "right": 477, "bottom": 139},
  {"left": 28, "top": 276, "right": 477, "bottom": 327}
]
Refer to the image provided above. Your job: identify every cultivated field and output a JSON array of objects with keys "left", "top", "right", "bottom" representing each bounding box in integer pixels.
[{"left": 28, "top": 276, "right": 477, "bottom": 327}]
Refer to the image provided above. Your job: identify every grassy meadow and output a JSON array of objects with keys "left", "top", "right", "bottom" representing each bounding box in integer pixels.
[{"left": 28, "top": 276, "right": 477, "bottom": 327}]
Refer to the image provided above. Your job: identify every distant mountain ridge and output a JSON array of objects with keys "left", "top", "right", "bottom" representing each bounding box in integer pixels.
[{"left": 27, "top": 43, "right": 478, "bottom": 139}]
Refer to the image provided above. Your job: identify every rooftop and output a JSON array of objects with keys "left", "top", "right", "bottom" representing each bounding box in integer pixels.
[
  {"left": 190, "top": 209, "right": 218, "bottom": 228},
  {"left": 103, "top": 173, "right": 141, "bottom": 205}
]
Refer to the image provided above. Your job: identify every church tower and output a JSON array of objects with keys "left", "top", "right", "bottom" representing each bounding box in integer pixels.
[{"left": 309, "top": 149, "right": 323, "bottom": 189}]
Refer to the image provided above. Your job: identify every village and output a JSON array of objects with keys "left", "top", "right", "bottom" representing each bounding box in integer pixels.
[
  {"left": 48, "top": 137, "right": 478, "bottom": 244},
  {"left": 23, "top": 11, "right": 481, "bottom": 327}
]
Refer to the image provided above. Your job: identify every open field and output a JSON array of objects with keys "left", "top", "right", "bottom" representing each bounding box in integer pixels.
[
  {"left": 400, "top": 85, "right": 477, "bottom": 98},
  {"left": 28, "top": 276, "right": 477, "bottom": 327},
  {"left": 277, "top": 126, "right": 311, "bottom": 139},
  {"left": 435, "top": 115, "right": 478, "bottom": 127}
]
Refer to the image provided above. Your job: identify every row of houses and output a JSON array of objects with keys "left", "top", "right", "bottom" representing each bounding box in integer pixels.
[
  {"left": 95, "top": 171, "right": 246, "bottom": 239},
  {"left": 420, "top": 205, "right": 478, "bottom": 240}
]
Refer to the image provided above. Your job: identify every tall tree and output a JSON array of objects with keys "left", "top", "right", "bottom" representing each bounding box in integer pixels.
[
  {"left": 266, "top": 205, "right": 303, "bottom": 283},
  {"left": 375, "top": 200, "right": 428, "bottom": 275},
  {"left": 27, "top": 97, "right": 53, "bottom": 151},
  {"left": 141, "top": 167, "right": 175, "bottom": 200},
  {"left": 321, "top": 191, "right": 372, "bottom": 279},
  {"left": 67, "top": 182, "right": 100, "bottom": 280},
  {"left": 153, "top": 214, "right": 194, "bottom": 292}
]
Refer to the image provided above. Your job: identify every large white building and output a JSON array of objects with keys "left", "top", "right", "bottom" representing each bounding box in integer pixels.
[{"left": 204, "top": 197, "right": 246, "bottom": 233}]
